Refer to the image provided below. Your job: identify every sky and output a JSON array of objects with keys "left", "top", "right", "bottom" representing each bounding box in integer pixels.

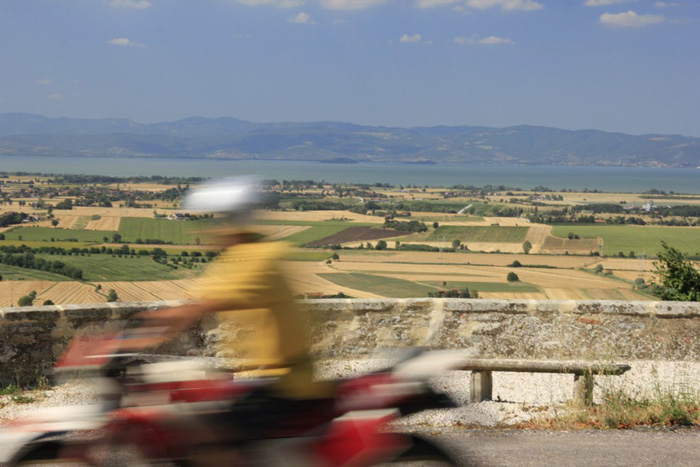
[{"left": 1, "top": 0, "right": 699, "bottom": 136}]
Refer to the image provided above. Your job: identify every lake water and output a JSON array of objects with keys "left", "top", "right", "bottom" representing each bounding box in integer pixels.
[{"left": 0, "top": 156, "right": 698, "bottom": 194}]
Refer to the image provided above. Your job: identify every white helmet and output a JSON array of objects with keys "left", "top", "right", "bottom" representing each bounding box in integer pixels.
[{"left": 182, "top": 176, "right": 261, "bottom": 224}]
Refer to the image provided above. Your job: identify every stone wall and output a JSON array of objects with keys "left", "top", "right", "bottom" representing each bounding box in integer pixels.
[{"left": 2, "top": 299, "right": 700, "bottom": 384}]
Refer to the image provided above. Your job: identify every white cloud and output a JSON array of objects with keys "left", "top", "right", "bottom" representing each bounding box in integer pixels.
[
  {"left": 400, "top": 33, "right": 422, "bottom": 43},
  {"left": 321, "top": 0, "right": 387, "bottom": 10},
  {"left": 583, "top": 0, "right": 636, "bottom": 6},
  {"left": 48, "top": 94, "right": 63, "bottom": 100},
  {"left": 599, "top": 10, "right": 665, "bottom": 27},
  {"left": 287, "top": 12, "right": 316, "bottom": 23},
  {"left": 107, "top": 37, "right": 142, "bottom": 46},
  {"left": 35, "top": 79, "right": 52, "bottom": 85},
  {"left": 479, "top": 35, "right": 515, "bottom": 44},
  {"left": 415, "top": 0, "right": 459, "bottom": 8},
  {"left": 454, "top": 34, "right": 514, "bottom": 45},
  {"left": 109, "top": 0, "right": 152, "bottom": 9},
  {"left": 466, "top": 0, "right": 543, "bottom": 11},
  {"left": 654, "top": 1, "right": 679, "bottom": 7}
]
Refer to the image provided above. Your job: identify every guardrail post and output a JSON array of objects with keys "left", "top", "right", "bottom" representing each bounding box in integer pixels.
[
  {"left": 574, "top": 373, "right": 594, "bottom": 405},
  {"left": 470, "top": 370, "right": 493, "bottom": 403}
]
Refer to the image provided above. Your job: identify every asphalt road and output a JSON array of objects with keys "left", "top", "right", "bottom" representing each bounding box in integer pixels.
[{"left": 417, "top": 428, "right": 700, "bottom": 466}]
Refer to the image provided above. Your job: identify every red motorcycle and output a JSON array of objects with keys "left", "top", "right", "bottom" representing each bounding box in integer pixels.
[{"left": 1, "top": 331, "right": 464, "bottom": 466}]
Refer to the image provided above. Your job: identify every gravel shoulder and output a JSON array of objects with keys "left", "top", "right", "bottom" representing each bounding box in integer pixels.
[{"left": 3, "top": 358, "right": 700, "bottom": 430}]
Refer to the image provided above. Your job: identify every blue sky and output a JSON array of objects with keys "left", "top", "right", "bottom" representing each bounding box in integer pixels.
[{"left": 1, "top": 0, "right": 699, "bottom": 136}]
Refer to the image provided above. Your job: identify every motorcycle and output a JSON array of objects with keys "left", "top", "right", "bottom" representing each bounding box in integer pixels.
[{"left": 1, "top": 330, "right": 463, "bottom": 466}]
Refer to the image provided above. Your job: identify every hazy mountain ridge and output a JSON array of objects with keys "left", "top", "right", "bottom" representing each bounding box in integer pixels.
[{"left": 1, "top": 113, "right": 698, "bottom": 167}]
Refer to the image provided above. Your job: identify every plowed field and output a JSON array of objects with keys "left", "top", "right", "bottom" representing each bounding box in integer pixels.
[{"left": 307, "top": 226, "right": 405, "bottom": 246}]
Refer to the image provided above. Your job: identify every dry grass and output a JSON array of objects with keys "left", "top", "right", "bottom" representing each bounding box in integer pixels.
[
  {"left": 85, "top": 216, "right": 121, "bottom": 231},
  {"left": 525, "top": 387, "right": 700, "bottom": 430}
]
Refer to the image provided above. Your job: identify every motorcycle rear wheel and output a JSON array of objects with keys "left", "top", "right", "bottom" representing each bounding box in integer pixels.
[{"left": 9, "top": 441, "right": 93, "bottom": 466}]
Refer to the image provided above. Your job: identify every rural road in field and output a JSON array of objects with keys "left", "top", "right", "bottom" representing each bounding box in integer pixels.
[{"left": 415, "top": 428, "right": 700, "bottom": 466}]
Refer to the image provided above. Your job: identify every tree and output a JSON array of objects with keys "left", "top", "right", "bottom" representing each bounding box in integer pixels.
[
  {"left": 51, "top": 219, "right": 59, "bottom": 227},
  {"left": 18, "top": 295, "right": 33, "bottom": 307},
  {"left": 331, "top": 253, "right": 339, "bottom": 260},
  {"left": 106, "top": 289, "right": 119, "bottom": 302},
  {"left": 112, "top": 233, "right": 122, "bottom": 243},
  {"left": 376, "top": 240, "right": 387, "bottom": 250},
  {"left": 43, "top": 300, "right": 54, "bottom": 306},
  {"left": 594, "top": 264, "right": 604, "bottom": 274},
  {"left": 452, "top": 239, "right": 461, "bottom": 249},
  {"left": 507, "top": 272, "right": 520, "bottom": 282},
  {"left": 652, "top": 242, "right": 700, "bottom": 301},
  {"left": 522, "top": 240, "right": 532, "bottom": 255},
  {"left": 432, "top": 221, "right": 439, "bottom": 229}
]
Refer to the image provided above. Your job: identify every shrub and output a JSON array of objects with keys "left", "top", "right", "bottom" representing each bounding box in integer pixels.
[
  {"left": 106, "top": 289, "right": 118, "bottom": 302},
  {"left": 507, "top": 272, "right": 520, "bottom": 282}
]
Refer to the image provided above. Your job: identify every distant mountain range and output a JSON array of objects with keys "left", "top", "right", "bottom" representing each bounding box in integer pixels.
[{"left": 1, "top": 113, "right": 699, "bottom": 168}]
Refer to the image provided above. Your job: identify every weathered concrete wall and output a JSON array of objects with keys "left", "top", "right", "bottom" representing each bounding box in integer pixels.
[{"left": 2, "top": 299, "right": 700, "bottom": 384}]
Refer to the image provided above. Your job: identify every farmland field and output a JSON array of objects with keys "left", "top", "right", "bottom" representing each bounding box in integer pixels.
[
  {"left": 282, "top": 251, "right": 333, "bottom": 261},
  {"left": 307, "top": 226, "right": 405, "bottom": 246},
  {"left": 36, "top": 254, "right": 195, "bottom": 281},
  {"left": 278, "top": 224, "right": 353, "bottom": 245},
  {"left": 421, "top": 280, "right": 540, "bottom": 293},
  {"left": 0, "top": 264, "right": 70, "bottom": 281},
  {"left": 118, "top": 218, "right": 207, "bottom": 244},
  {"left": 3, "top": 227, "right": 114, "bottom": 242},
  {"left": 551, "top": 225, "right": 700, "bottom": 256},
  {"left": 318, "top": 272, "right": 438, "bottom": 298},
  {"left": 426, "top": 226, "right": 529, "bottom": 243}
]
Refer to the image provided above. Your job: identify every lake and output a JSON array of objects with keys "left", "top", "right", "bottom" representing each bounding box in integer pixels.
[{"left": 1, "top": 156, "right": 698, "bottom": 194}]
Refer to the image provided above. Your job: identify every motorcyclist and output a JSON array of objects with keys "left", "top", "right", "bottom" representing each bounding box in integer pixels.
[{"left": 118, "top": 176, "right": 334, "bottom": 441}]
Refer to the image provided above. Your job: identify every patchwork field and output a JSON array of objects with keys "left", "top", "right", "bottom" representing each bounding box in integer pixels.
[{"left": 1, "top": 176, "right": 693, "bottom": 305}]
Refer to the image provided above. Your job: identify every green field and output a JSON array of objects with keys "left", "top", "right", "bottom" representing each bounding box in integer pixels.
[
  {"left": 118, "top": 218, "right": 209, "bottom": 244},
  {"left": 3, "top": 227, "right": 113, "bottom": 243},
  {"left": 551, "top": 225, "right": 700, "bottom": 256},
  {"left": 0, "top": 264, "right": 71, "bottom": 281},
  {"left": 422, "top": 280, "right": 540, "bottom": 293},
  {"left": 426, "top": 226, "right": 529, "bottom": 243},
  {"left": 36, "top": 254, "right": 194, "bottom": 281},
  {"left": 318, "top": 272, "right": 437, "bottom": 298},
  {"left": 282, "top": 251, "right": 333, "bottom": 261}
]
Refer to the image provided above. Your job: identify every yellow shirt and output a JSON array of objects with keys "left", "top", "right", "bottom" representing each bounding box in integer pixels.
[{"left": 194, "top": 241, "right": 331, "bottom": 399}]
